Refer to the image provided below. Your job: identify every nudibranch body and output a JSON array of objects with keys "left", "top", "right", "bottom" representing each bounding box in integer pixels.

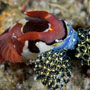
[{"left": 0, "top": 11, "right": 78, "bottom": 63}]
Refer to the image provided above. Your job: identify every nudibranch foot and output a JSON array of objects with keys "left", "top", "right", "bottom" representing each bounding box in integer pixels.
[
  {"left": 75, "top": 28, "right": 90, "bottom": 65},
  {"left": 34, "top": 49, "right": 72, "bottom": 90}
]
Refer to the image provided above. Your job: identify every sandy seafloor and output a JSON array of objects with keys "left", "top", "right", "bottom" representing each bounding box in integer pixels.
[{"left": 0, "top": 0, "right": 90, "bottom": 90}]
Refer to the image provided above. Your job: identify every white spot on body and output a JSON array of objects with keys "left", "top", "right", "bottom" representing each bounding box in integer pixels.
[
  {"left": 13, "top": 45, "right": 16, "bottom": 48},
  {"left": 55, "top": 39, "right": 62, "bottom": 43},
  {"left": 12, "top": 33, "right": 17, "bottom": 39},
  {"left": 43, "top": 23, "right": 51, "bottom": 32},
  {"left": 71, "top": 31, "right": 73, "bottom": 33},
  {"left": 36, "top": 41, "right": 54, "bottom": 53},
  {"left": 72, "top": 38, "right": 76, "bottom": 42}
]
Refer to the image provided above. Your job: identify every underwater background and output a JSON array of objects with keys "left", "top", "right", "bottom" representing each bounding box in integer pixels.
[{"left": 0, "top": 0, "right": 90, "bottom": 90}]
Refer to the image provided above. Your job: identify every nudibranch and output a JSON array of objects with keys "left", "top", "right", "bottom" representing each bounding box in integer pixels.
[
  {"left": 18, "top": 11, "right": 78, "bottom": 50},
  {"left": 0, "top": 11, "right": 78, "bottom": 63}
]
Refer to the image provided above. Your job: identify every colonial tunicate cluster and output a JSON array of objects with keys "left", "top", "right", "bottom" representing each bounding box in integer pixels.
[
  {"left": 34, "top": 49, "right": 72, "bottom": 90},
  {"left": 75, "top": 28, "right": 90, "bottom": 65}
]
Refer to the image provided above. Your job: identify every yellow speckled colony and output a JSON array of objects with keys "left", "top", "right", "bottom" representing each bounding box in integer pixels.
[
  {"left": 75, "top": 28, "right": 90, "bottom": 65},
  {"left": 34, "top": 49, "right": 72, "bottom": 90}
]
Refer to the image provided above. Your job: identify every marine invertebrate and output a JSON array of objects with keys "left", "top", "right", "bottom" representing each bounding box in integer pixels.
[
  {"left": 35, "top": 49, "right": 72, "bottom": 89},
  {"left": 0, "top": 11, "right": 77, "bottom": 63},
  {"left": 75, "top": 28, "right": 90, "bottom": 65}
]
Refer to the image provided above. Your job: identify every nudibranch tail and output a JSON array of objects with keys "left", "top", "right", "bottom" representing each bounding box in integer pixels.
[{"left": 18, "top": 11, "right": 66, "bottom": 44}]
